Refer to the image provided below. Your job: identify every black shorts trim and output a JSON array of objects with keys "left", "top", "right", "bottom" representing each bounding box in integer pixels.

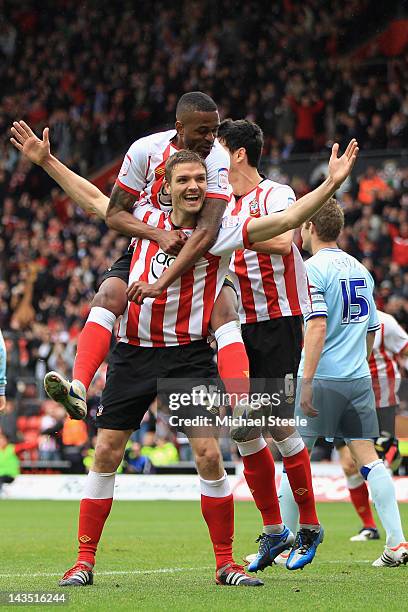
[
  {"left": 223, "top": 275, "right": 238, "bottom": 296},
  {"left": 99, "top": 251, "right": 132, "bottom": 286}
]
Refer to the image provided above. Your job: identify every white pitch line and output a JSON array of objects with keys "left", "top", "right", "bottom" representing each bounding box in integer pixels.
[
  {"left": 0, "top": 567, "right": 213, "bottom": 579},
  {"left": 0, "top": 561, "right": 375, "bottom": 579}
]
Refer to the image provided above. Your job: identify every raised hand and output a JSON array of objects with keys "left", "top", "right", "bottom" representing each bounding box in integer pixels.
[
  {"left": 328, "top": 139, "right": 359, "bottom": 188},
  {"left": 10, "top": 121, "right": 51, "bottom": 166}
]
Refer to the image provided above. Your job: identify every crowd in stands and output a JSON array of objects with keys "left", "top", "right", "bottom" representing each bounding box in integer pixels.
[
  {"left": 1, "top": 0, "right": 407, "bottom": 176},
  {"left": 1, "top": 1, "right": 408, "bottom": 471}
]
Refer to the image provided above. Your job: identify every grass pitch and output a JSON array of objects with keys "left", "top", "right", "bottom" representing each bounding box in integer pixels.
[{"left": 0, "top": 500, "right": 406, "bottom": 611}]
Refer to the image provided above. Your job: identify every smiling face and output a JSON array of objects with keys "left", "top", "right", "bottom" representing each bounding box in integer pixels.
[
  {"left": 175, "top": 110, "right": 220, "bottom": 158},
  {"left": 166, "top": 161, "right": 207, "bottom": 225}
]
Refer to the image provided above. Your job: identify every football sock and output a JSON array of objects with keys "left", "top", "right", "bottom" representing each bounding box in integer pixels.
[
  {"left": 346, "top": 473, "right": 377, "bottom": 529},
  {"left": 275, "top": 433, "right": 319, "bottom": 528},
  {"left": 278, "top": 470, "right": 299, "bottom": 535},
  {"left": 200, "top": 472, "right": 234, "bottom": 569},
  {"left": 77, "top": 470, "right": 115, "bottom": 566},
  {"left": 73, "top": 307, "right": 116, "bottom": 390},
  {"left": 237, "top": 438, "right": 283, "bottom": 527},
  {"left": 215, "top": 321, "right": 249, "bottom": 408},
  {"left": 361, "top": 460, "right": 405, "bottom": 547}
]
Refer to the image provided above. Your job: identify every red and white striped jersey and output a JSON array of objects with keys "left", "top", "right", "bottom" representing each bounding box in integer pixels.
[
  {"left": 227, "top": 179, "right": 311, "bottom": 323},
  {"left": 369, "top": 310, "right": 408, "bottom": 408},
  {"left": 119, "top": 204, "right": 252, "bottom": 347},
  {"left": 116, "top": 129, "right": 230, "bottom": 209}
]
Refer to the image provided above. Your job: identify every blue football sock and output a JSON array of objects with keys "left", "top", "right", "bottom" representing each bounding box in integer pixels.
[
  {"left": 363, "top": 461, "right": 405, "bottom": 547},
  {"left": 278, "top": 470, "right": 299, "bottom": 536}
]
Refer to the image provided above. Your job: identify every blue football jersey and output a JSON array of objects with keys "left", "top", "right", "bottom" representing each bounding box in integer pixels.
[{"left": 298, "top": 247, "right": 380, "bottom": 379}]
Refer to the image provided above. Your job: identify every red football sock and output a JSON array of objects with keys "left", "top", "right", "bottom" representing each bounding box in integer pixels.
[
  {"left": 243, "top": 446, "right": 282, "bottom": 526},
  {"left": 77, "top": 498, "right": 113, "bottom": 566},
  {"left": 73, "top": 322, "right": 112, "bottom": 390},
  {"left": 201, "top": 494, "right": 234, "bottom": 569},
  {"left": 283, "top": 447, "right": 319, "bottom": 526},
  {"left": 349, "top": 482, "right": 377, "bottom": 529},
  {"left": 217, "top": 342, "right": 249, "bottom": 407}
]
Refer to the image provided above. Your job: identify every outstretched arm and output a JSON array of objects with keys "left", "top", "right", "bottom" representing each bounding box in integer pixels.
[
  {"left": 10, "top": 121, "right": 109, "bottom": 219},
  {"left": 11, "top": 121, "right": 186, "bottom": 255},
  {"left": 247, "top": 140, "right": 359, "bottom": 243}
]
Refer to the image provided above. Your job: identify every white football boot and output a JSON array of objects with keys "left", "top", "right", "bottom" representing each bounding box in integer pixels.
[{"left": 44, "top": 371, "right": 87, "bottom": 419}]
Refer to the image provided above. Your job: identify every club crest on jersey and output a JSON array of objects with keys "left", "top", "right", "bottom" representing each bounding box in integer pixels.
[
  {"left": 96, "top": 404, "right": 104, "bottom": 417},
  {"left": 249, "top": 198, "right": 260, "bottom": 217}
]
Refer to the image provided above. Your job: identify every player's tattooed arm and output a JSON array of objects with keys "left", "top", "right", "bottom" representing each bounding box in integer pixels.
[
  {"left": 127, "top": 197, "right": 227, "bottom": 304},
  {"left": 10, "top": 121, "right": 108, "bottom": 219},
  {"left": 106, "top": 184, "right": 187, "bottom": 254}
]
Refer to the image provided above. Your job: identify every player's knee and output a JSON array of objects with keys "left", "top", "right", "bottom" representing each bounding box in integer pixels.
[
  {"left": 93, "top": 441, "right": 124, "bottom": 472},
  {"left": 92, "top": 280, "right": 127, "bottom": 317},
  {"left": 342, "top": 461, "right": 358, "bottom": 477},
  {"left": 211, "top": 288, "right": 239, "bottom": 330},
  {"left": 194, "top": 446, "right": 223, "bottom": 478}
]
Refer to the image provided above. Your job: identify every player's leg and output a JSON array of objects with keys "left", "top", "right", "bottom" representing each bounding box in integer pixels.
[
  {"left": 210, "top": 281, "right": 250, "bottom": 408},
  {"left": 234, "top": 433, "right": 295, "bottom": 573},
  {"left": 45, "top": 253, "right": 131, "bottom": 418},
  {"left": 59, "top": 427, "right": 131, "bottom": 586},
  {"left": 59, "top": 342, "right": 156, "bottom": 586},
  {"left": 336, "top": 441, "right": 378, "bottom": 541},
  {"left": 188, "top": 435, "right": 263, "bottom": 587},
  {"left": 375, "top": 405, "right": 402, "bottom": 473},
  {"left": 348, "top": 438, "right": 407, "bottom": 567}
]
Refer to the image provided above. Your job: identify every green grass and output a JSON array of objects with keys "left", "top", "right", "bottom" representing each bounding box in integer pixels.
[{"left": 0, "top": 501, "right": 407, "bottom": 611}]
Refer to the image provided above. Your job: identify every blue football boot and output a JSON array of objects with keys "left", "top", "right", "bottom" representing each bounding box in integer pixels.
[
  {"left": 247, "top": 526, "right": 294, "bottom": 572},
  {"left": 286, "top": 526, "right": 324, "bottom": 570}
]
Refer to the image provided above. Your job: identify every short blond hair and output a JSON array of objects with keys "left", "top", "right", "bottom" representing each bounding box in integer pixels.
[{"left": 310, "top": 198, "right": 344, "bottom": 241}]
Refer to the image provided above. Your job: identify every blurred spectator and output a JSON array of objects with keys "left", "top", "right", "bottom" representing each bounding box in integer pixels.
[
  {"left": 357, "top": 166, "right": 390, "bottom": 205},
  {"left": 38, "top": 400, "right": 64, "bottom": 461},
  {"left": 61, "top": 418, "right": 88, "bottom": 473},
  {"left": 141, "top": 436, "right": 179, "bottom": 467},
  {"left": 123, "top": 441, "right": 153, "bottom": 474},
  {"left": 0, "top": 430, "right": 20, "bottom": 494}
]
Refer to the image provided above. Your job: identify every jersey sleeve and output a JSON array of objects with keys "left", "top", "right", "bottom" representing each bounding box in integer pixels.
[
  {"left": 384, "top": 315, "right": 408, "bottom": 355},
  {"left": 264, "top": 185, "right": 296, "bottom": 214},
  {"left": 304, "top": 261, "right": 328, "bottom": 322},
  {"left": 209, "top": 215, "right": 251, "bottom": 256},
  {"left": 115, "top": 139, "right": 149, "bottom": 197},
  {"left": 205, "top": 143, "right": 230, "bottom": 201}
]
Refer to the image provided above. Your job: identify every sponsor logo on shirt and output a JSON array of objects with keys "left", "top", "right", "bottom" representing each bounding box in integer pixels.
[
  {"left": 217, "top": 168, "right": 229, "bottom": 189},
  {"left": 151, "top": 251, "right": 176, "bottom": 279},
  {"left": 222, "top": 216, "right": 241, "bottom": 228}
]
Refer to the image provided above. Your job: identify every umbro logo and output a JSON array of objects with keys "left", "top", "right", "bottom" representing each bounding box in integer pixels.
[
  {"left": 295, "top": 488, "right": 308, "bottom": 495},
  {"left": 79, "top": 535, "right": 91, "bottom": 543}
]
